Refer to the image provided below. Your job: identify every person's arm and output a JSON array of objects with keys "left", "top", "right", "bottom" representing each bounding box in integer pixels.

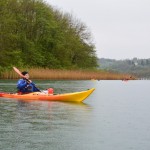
[
  {"left": 30, "top": 82, "right": 40, "bottom": 92},
  {"left": 17, "top": 79, "right": 27, "bottom": 89}
]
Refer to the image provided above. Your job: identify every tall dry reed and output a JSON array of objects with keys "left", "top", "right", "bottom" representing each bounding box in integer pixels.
[{"left": 0, "top": 68, "right": 136, "bottom": 80}]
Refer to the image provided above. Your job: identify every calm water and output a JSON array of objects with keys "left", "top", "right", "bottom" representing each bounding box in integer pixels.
[{"left": 0, "top": 80, "right": 150, "bottom": 150}]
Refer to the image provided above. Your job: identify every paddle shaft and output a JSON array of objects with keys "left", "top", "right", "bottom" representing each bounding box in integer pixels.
[{"left": 13, "top": 67, "right": 40, "bottom": 91}]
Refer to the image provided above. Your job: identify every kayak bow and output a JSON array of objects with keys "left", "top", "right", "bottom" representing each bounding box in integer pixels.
[{"left": 0, "top": 88, "right": 95, "bottom": 102}]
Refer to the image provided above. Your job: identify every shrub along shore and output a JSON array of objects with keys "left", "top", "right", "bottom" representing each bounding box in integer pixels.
[{"left": 0, "top": 68, "right": 136, "bottom": 80}]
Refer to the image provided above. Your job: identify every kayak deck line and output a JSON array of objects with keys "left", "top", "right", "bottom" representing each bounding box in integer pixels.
[{"left": 0, "top": 88, "right": 95, "bottom": 102}]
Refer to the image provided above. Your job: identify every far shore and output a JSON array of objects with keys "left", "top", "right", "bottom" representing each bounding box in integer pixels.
[{"left": 0, "top": 68, "right": 136, "bottom": 80}]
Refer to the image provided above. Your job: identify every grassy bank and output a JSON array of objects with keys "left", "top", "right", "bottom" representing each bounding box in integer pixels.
[{"left": 0, "top": 68, "right": 136, "bottom": 80}]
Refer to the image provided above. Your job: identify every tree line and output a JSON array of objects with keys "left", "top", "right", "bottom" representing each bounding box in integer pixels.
[
  {"left": 99, "top": 58, "right": 150, "bottom": 78},
  {"left": 0, "top": 0, "right": 98, "bottom": 72}
]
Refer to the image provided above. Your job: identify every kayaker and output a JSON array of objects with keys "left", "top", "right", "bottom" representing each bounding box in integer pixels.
[{"left": 17, "top": 71, "right": 40, "bottom": 94}]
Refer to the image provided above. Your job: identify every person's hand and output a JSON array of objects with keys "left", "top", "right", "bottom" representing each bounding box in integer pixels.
[
  {"left": 26, "top": 79, "right": 32, "bottom": 84},
  {"left": 28, "top": 80, "right": 32, "bottom": 83}
]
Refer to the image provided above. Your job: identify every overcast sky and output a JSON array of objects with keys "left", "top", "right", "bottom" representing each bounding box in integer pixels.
[{"left": 46, "top": 0, "right": 150, "bottom": 59}]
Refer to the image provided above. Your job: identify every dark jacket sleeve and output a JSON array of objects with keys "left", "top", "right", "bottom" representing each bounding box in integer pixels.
[
  {"left": 17, "top": 79, "right": 28, "bottom": 89},
  {"left": 31, "top": 82, "right": 40, "bottom": 92}
]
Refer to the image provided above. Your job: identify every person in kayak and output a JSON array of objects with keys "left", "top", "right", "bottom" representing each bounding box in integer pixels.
[{"left": 17, "top": 71, "right": 40, "bottom": 94}]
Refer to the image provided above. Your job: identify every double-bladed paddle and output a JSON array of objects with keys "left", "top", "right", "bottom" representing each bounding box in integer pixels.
[{"left": 13, "top": 67, "right": 40, "bottom": 91}]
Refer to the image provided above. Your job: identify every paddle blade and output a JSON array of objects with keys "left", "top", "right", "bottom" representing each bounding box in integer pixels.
[{"left": 13, "top": 67, "right": 25, "bottom": 78}]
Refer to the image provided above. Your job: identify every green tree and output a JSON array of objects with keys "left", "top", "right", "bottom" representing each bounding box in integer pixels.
[{"left": 0, "top": 0, "right": 98, "bottom": 69}]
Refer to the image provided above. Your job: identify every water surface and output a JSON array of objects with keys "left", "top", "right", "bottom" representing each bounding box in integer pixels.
[{"left": 0, "top": 80, "right": 150, "bottom": 150}]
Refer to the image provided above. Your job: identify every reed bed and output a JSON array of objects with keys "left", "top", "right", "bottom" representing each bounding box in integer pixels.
[{"left": 0, "top": 68, "right": 136, "bottom": 80}]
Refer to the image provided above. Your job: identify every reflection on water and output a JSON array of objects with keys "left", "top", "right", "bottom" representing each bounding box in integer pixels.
[
  {"left": 0, "top": 98, "right": 93, "bottom": 150},
  {"left": 1, "top": 80, "right": 150, "bottom": 150},
  {"left": 0, "top": 80, "right": 94, "bottom": 150}
]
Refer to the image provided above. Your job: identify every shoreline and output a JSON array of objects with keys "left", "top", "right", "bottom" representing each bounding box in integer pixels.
[{"left": 0, "top": 68, "right": 136, "bottom": 80}]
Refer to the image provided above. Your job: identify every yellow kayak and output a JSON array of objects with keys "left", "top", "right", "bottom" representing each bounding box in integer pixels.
[{"left": 0, "top": 88, "right": 95, "bottom": 102}]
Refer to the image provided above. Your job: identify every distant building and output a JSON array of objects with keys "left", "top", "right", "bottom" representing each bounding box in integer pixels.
[{"left": 134, "top": 62, "right": 138, "bottom": 66}]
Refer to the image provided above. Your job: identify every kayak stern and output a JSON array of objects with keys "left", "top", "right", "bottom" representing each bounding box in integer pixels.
[{"left": 0, "top": 88, "right": 95, "bottom": 102}]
